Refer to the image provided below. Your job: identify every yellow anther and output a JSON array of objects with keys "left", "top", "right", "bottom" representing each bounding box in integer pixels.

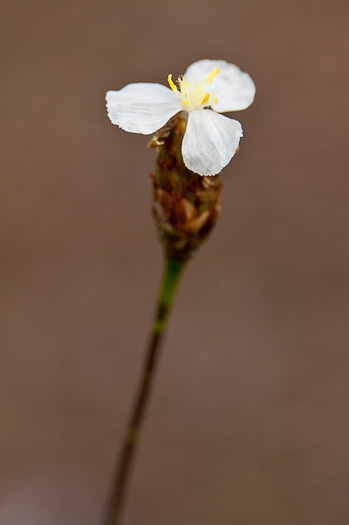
[
  {"left": 167, "top": 74, "right": 177, "bottom": 92},
  {"left": 182, "top": 99, "right": 190, "bottom": 105},
  {"left": 200, "top": 93, "right": 210, "bottom": 105},
  {"left": 206, "top": 68, "right": 221, "bottom": 85},
  {"left": 214, "top": 97, "right": 218, "bottom": 104}
]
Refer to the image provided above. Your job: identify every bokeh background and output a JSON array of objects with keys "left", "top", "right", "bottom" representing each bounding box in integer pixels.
[{"left": 1, "top": 0, "right": 349, "bottom": 524}]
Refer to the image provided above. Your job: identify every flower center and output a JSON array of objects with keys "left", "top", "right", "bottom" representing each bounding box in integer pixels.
[{"left": 167, "top": 68, "right": 220, "bottom": 111}]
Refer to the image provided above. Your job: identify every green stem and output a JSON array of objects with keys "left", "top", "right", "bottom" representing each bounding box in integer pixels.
[{"left": 104, "top": 257, "right": 186, "bottom": 525}]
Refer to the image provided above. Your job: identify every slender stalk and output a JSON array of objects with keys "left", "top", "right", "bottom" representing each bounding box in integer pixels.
[{"left": 104, "top": 257, "right": 186, "bottom": 525}]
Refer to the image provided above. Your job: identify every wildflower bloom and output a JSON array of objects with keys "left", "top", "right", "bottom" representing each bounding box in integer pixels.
[{"left": 106, "top": 59, "right": 255, "bottom": 176}]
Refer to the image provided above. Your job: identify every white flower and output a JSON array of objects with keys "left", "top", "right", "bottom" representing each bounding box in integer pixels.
[{"left": 106, "top": 59, "right": 255, "bottom": 176}]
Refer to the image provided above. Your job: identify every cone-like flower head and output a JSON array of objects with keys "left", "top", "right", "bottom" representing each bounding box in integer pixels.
[
  {"left": 106, "top": 59, "right": 255, "bottom": 176},
  {"left": 151, "top": 116, "right": 223, "bottom": 262}
]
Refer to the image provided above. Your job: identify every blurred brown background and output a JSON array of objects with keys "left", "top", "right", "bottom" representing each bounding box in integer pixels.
[{"left": 1, "top": 0, "right": 349, "bottom": 524}]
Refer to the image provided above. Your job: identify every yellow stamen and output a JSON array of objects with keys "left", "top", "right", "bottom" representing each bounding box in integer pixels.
[
  {"left": 167, "top": 74, "right": 177, "bottom": 92},
  {"left": 200, "top": 93, "right": 210, "bottom": 105},
  {"left": 182, "top": 99, "right": 190, "bottom": 105},
  {"left": 214, "top": 97, "right": 218, "bottom": 104},
  {"left": 206, "top": 68, "right": 221, "bottom": 85}
]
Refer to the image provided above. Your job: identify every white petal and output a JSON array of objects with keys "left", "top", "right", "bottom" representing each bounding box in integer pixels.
[
  {"left": 106, "top": 83, "right": 182, "bottom": 135},
  {"left": 184, "top": 59, "right": 227, "bottom": 83},
  {"left": 184, "top": 59, "right": 256, "bottom": 113},
  {"left": 182, "top": 109, "right": 243, "bottom": 176}
]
